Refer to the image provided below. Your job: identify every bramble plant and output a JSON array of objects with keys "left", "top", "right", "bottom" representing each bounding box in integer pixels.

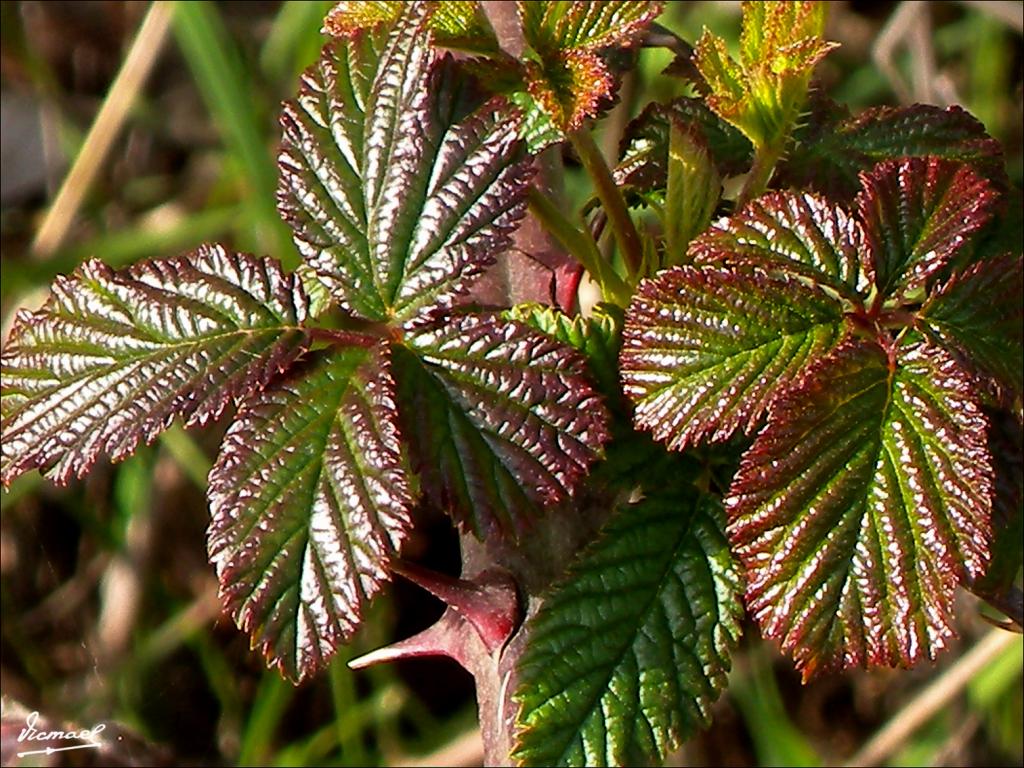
[{"left": 2, "top": 1, "right": 1021, "bottom": 766}]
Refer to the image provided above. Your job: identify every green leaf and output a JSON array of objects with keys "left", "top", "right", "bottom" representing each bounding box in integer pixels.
[
  {"left": 323, "top": 1, "right": 500, "bottom": 54},
  {"left": 207, "top": 344, "right": 415, "bottom": 683},
  {"left": 621, "top": 265, "right": 845, "bottom": 451},
  {"left": 664, "top": 120, "right": 721, "bottom": 261},
  {"left": 919, "top": 254, "right": 1023, "bottom": 399},
  {"left": 694, "top": 1, "right": 836, "bottom": 148},
  {"left": 278, "top": 5, "right": 530, "bottom": 322},
  {"left": 613, "top": 97, "right": 753, "bottom": 198},
  {"left": 504, "top": 302, "right": 623, "bottom": 398},
  {"left": 727, "top": 340, "right": 993, "bottom": 677},
  {"left": 391, "top": 313, "right": 609, "bottom": 539},
  {"left": 295, "top": 263, "right": 334, "bottom": 319},
  {"left": 520, "top": 1, "right": 663, "bottom": 55},
  {"left": 691, "top": 190, "right": 869, "bottom": 301},
  {"left": 856, "top": 157, "right": 999, "bottom": 298},
  {"left": 512, "top": 490, "right": 743, "bottom": 766},
  {"left": 1, "top": 246, "right": 308, "bottom": 486},
  {"left": 779, "top": 104, "right": 1007, "bottom": 203}
]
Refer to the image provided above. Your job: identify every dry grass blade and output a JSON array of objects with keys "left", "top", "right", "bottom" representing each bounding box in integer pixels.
[
  {"left": 31, "top": 1, "right": 175, "bottom": 259},
  {"left": 845, "top": 629, "right": 1021, "bottom": 767}
]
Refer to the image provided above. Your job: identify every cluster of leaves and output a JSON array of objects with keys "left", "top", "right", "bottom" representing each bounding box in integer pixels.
[
  {"left": 508, "top": 1, "right": 1022, "bottom": 764},
  {"left": 621, "top": 156, "right": 1017, "bottom": 676},
  {"left": 1, "top": 3, "right": 610, "bottom": 683},
  {"left": 2, "top": 1, "right": 1021, "bottom": 767},
  {"left": 326, "top": 0, "right": 664, "bottom": 142}
]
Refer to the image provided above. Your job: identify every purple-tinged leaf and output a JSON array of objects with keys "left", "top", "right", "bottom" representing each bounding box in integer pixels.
[
  {"left": 505, "top": 302, "right": 622, "bottom": 400},
  {"left": 278, "top": 4, "right": 531, "bottom": 322},
  {"left": 391, "top": 313, "right": 609, "bottom": 539},
  {"left": 207, "top": 344, "right": 414, "bottom": 683},
  {"left": 512, "top": 490, "right": 742, "bottom": 767},
  {"left": 621, "top": 265, "right": 845, "bottom": 451},
  {"left": 919, "top": 254, "right": 1023, "bottom": 400},
  {"left": 691, "top": 191, "right": 869, "bottom": 301},
  {"left": 0, "top": 245, "right": 308, "bottom": 487},
  {"left": 966, "top": 409, "right": 1023, "bottom": 618},
  {"left": 727, "top": 340, "right": 993, "bottom": 678},
  {"left": 856, "top": 157, "right": 998, "bottom": 299},
  {"left": 778, "top": 104, "right": 1007, "bottom": 203}
]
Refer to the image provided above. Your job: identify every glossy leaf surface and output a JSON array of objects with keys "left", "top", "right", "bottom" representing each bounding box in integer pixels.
[
  {"left": 621, "top": 265, "right": 845, "bottom": 451},
  {"left": 856, "top": 157, "right": 997, "bottom": 298},
  {"left": 727, "top": 341, "right": 992, "bottom": 677},
  {"left": 505, "top": 302, "right": 623, "bottom": 398},
  {"left": 919, "top": 254, "right": 1023, "bottom": 398},
  {"left": 513, "top": 491, "right": 742, "bottom": 766},
  {"left": 208, "top": 345, "right": 414, "bottom": 683},
  {"left": 392, "top": 313, "right": 609, "bottom": 538},
  {"left": 278, "top": 7, "right": 530, "bottom": 322},
  {"left": 779, "top": 104, "right": 1007, "bottom": 202},
  {"left": 692, "top": 191, "right": 868, "bottom": 300},
  {"left": 1, "top": 245, "right": 308, "bottom": 486}
]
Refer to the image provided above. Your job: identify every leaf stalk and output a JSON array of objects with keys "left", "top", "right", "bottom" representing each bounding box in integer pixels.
[
  {"left": 569, "top": 127, "right": 644, "bottom": 281},
  {"left": 736, "top": 137, "right": 785, "bottom": 209},
  {"left": 526, "top": 186, "right": 631, "bottom": 305}
]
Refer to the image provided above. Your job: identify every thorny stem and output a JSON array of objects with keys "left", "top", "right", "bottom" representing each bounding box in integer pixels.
[
  {"left": 569, "top": 127, "right": 644, "bottom": 281},
  {"left": 526, "top": 186, "right": 631, "bottom": 305}
]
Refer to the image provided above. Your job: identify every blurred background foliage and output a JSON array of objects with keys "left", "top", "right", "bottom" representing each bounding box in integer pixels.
[{"left": 0, "top": 2, "right": 1021, "bottom": 766}]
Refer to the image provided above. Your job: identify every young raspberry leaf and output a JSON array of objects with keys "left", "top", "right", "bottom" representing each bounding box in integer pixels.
[
  {"left": 778, "top": 104, "right": 1007, "bottom": 203},
  {"left": 728, "top": 340, "right": 992, "bottom": 677},
  {"left": 278, "top": 5, "right": 530, "bottom": 322},
  {"left": 0, "top": 245, "right": 308, "bottom": 487},
  {"left": 517, "top": 1, "right": 663, "bottom": 131},
  {"left": 324, "top": 0, "right": 500, "bottom": 55},
  {"left": 919, "top": 254, "right": 1024, "bottom": 400},
  {"left": 694, "top": 1, "right": 837, "bottom": 149},
  {"left": 691, "top": 191, "right": 868, "bottom": 301},
  {"left": 620, "top": 265, "right": 845, "bottom": 452},
  {"left": 520, "top": 1, "right": 663, "bottom": 55},
  {"left": 524, "top": 52, "right": 613, "bottom": 134},
  {"left": 856, "top": 157, "right": 998, "bottom": 299},
  {"left": 512, "top": 491, "right": 743, "bottom": 767},
  {"left": 391, "top": 313, "right": 609, "bottom": 539},
  {"left": 207, "top": 344, "right": 414, "bottom": 683}
]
